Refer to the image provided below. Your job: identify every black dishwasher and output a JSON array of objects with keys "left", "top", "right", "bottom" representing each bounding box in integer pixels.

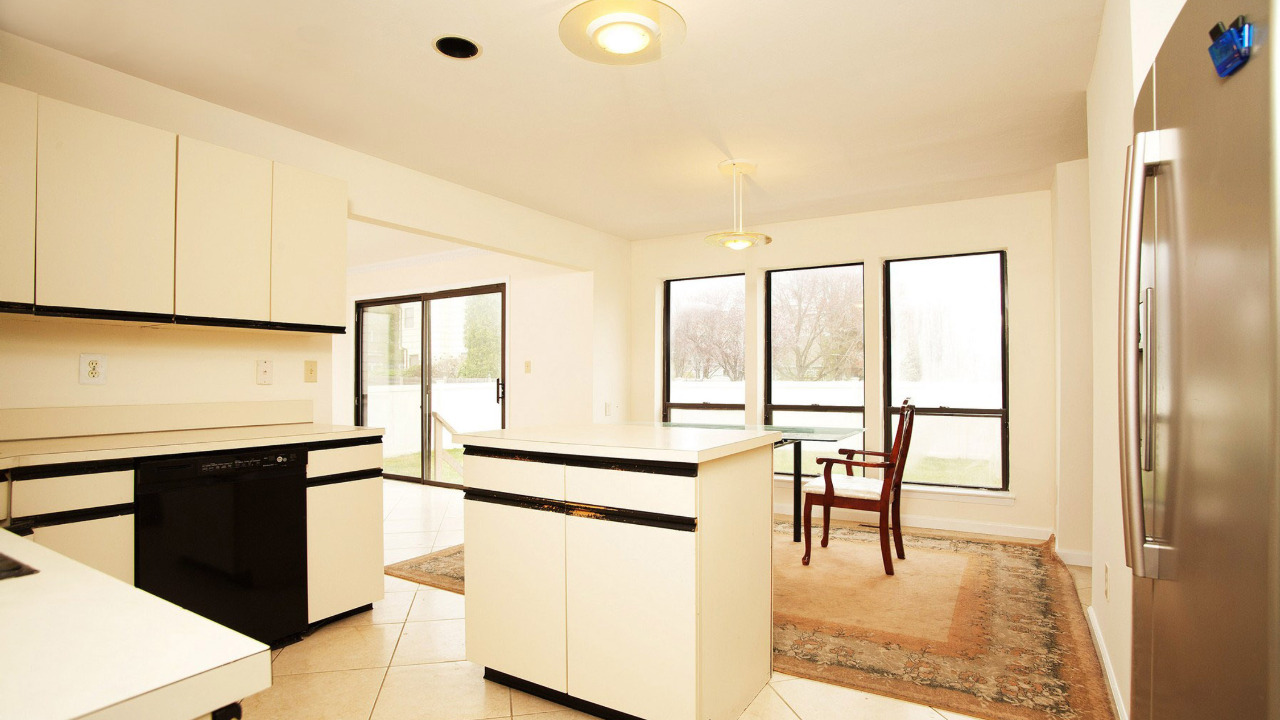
[{"left": 135, "top": 447, "right": 308, "bottom": 646}]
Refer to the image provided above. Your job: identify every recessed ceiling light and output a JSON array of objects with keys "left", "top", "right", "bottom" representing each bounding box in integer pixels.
[
  {"left": 560, "top": 0, "right": 685, "bottom": 66},
  {"left": 435, "top": 36, "right": 480, "bottom": 60}
]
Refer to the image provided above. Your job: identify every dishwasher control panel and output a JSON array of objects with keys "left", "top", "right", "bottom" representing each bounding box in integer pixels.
[{"left": 197, "top": 449, "right": 304, "bottom": 475}]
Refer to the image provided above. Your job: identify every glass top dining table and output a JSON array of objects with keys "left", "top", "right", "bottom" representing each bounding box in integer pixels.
[{"left": 660, "top": 423, "right": 864, "bottom": 542}]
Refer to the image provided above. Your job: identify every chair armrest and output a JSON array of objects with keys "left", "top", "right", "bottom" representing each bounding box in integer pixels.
[
  {"left": 837, "top": 449, "right": 890, "bottom": 458},
  {"left": 815, "top": 457, "right": 893, "bottom": 470}
]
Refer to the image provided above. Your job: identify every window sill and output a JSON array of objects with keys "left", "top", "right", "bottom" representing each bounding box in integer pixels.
[{"left": 900, "top": 484, "right": 1014, "bottom": 505}]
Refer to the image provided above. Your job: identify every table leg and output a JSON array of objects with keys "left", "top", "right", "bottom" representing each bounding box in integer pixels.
[{"left": 793, "top": 441, "right": 802, "bottom": 542}]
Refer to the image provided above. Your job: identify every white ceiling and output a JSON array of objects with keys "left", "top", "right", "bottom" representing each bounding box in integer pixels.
[
  {"left": 346, "top": 220, "right": 469, "bottom": 269},
  {"left": 0, "top": 1, "right": 1103, "bottom": 241}
]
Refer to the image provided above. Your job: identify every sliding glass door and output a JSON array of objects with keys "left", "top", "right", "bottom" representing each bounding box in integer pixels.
[{"left": 357, "top": 284, "right": 505, "bottom": 487}]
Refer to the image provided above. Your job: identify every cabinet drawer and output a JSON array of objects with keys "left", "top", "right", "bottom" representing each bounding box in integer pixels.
[
  {"left": 307, "top": 443, "right": 383, "bottom": 479},
  {"left": 31, "top": 514, "right": 134, "bottom": 583},
  {"left": 565, "top": 465, "right": 695, "bottom": 517},
  {"left": 464, "top": 454, "right": 564, "bottom": 501},
  {"left": 11, "top": 470, "right": 134, "bottom": 518}
]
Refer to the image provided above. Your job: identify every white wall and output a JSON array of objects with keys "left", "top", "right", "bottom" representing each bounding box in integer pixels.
[
  {"left": 630, "top": 191, "right": 1061, "bottom": 539},
  {"left": 334, "top": 243, "right": 595, "bottom": 431},
  {"left": 0, "top": 314, "right": 334, "bottom": 420},
  {"left": 0, "top": 31, "right": 629, "bottom": 424},
  {"left": 1052, "top": 159, "right": 1094, "bottom": 564},
  {"left": 1085, "top": 0, "right": 1185, "bottom": 715}
]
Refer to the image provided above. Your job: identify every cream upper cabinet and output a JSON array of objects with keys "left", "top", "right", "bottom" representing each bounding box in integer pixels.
[
  {"left": 271, "top": 162, "right": 347, "bottom": 328},
  {"left": 0, "top": 83, "right": 37, "bottom": 305},
  {"left": 36, "top": 97, "right": 176, "bottom": 315},
  {"left": 175, "top": 137, "right": 272, "bottom": 321}
]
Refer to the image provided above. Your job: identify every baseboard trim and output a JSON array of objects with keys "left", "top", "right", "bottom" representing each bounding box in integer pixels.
[
  {"left": 1056, "top": 548, "right": 1093, "bottom": 566},
  {"left": 774, "top": 501, "right": 1052, "bottom": 541},
  {"left": 1086, "top": 606, "right": 1130, "bottom": 720}
]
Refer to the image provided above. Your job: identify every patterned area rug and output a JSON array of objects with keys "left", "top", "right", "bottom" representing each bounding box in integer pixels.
[
  {"left": 773, "top": 521, "right": 1114, "bottom": 720},
  {"left": 384, "top": 544, "right": 464, "bottom": 594}
]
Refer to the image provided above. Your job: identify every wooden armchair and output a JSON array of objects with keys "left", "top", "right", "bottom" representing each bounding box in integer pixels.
[{"left": 802, "top": 401, "right": 916, "bottom": 575}]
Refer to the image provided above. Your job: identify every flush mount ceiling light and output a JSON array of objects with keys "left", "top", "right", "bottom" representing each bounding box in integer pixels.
[
  {"left": 560, "top": 0, "right": 686, "bottom": 65},
  {"left": 706, "top": 160, "right": 772, "bottom": 251}
]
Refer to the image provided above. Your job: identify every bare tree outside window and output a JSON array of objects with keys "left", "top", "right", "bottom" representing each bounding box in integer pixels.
[{"left": 665, "top": 275, "right": 745, "bottom": 423}]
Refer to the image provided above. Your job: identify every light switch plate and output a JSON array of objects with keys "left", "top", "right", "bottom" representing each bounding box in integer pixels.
[
  {"left": 257, "top": 359, "right": 273, "bottom": 385},
  {"left": 79, "top": 354, "right": 107, "bottom": 385},
  {"left": 304, "top": 360, "right": 318, "bottom": 383}
]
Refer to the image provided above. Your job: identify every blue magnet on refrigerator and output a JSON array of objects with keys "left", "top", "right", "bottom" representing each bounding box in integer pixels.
[{"left": 1208, "top": 16, "right": 1252, "bottom": 78}]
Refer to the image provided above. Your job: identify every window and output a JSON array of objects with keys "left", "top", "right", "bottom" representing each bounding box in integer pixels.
[
  {"left": 884, "top": 251, "right": 1009, "bottom": 490},
  {"left": 663, "top": 274, "right": 746, "bottom": 424},
  {"left": 765, "top": 263, "right": 865, "bottom": 475}
]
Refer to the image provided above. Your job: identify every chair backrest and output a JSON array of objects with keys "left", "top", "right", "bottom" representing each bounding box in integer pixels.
[{"left": 889, "top": 399, "right": 916, "bottom": 490}]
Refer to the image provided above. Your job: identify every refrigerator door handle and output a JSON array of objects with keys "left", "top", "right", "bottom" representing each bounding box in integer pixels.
[
  {"left": 1141, "top": 287, "right": 1156, "bottom": 472},
  {"left": 1119, "top": 134, "right": 1152, "bottom": 578}
]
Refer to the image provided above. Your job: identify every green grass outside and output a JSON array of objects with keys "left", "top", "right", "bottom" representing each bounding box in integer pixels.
[
  {"left": 382, "top": 448, "right": 464, "bottom": 484},
  {"left": 776, "top": 447, "right": 1000, "bottom": 490}
]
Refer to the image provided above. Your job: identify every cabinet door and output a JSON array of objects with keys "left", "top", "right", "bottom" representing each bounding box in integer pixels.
[
  {"left": 35, "top": 97, "right": 176, "bottom": 315},
  {"left": 464, "top": 497, "right": 567, "bottom": 692},
  {"left": 0, "top": 83, "right": 36, "bottom": 305},
  {"left": 566, "top": 516, "right": 697, "bottom": 719},
  {"left": 307, "top": 478, "right": 384, "bottom": 622},
  {"left": 176, "top": 136, "right": 272, "bottom": 321},
  {"left": 31, "top": 514, "right": 134, "bottom": 584},
  {"left": 270, "top": 162, "right": 347, "bottom": 328}
]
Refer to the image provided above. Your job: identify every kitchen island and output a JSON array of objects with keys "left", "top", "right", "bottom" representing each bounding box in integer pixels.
[{"left": 453, "top": 424, "right": 780, "bottom": 720}]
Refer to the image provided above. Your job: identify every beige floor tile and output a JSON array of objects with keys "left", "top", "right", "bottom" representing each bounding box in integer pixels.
[
  {"left": 327, "top": 591, "right": 416, "bottom": 627},
  {"left": 390, "top": 619, "right": 467, "bottom": 666},
  {"left": 771, "top": 677, "right": 941, "bottom": 720},
  {"left": 1078, "top": 586, "right": 1092, "bottom": 608},
  {"left": 272, "top": 624, "right": 402, "bottom": 676},
  {"left": 438, "top": 515, "right": 465, "bottom": 531},
  {"left": 515, "top": 710, "right": 595, "bottom": 720},
  {"left": 740, "top": 685, "right": 801, "bottom": 720},
  {"left": 385, "top": 531, "right": 438, "bottom": 549},
  {"left": 371, "top": 661, "right": 510, "bottom": 720},
  {"left": 408, "top": 587, "right": 466, "bottom": 622},
  {"left": 241, "top": 667, "right": 386, "bottom": 720},
  {"left": 385, "top": 574, "right": 422, "bottom": 592},
  {"left": 770, "top": 671, "right": 800, "bottom": 683},
  {"left": 433, "top": 530, "right": 465, "bottom": 550},
  {"left": 385, "top": 545, "right": 435, "bottom": 564},
  {"left": 383, "top": 518, "right": 438, "bottom": 534},
  {"left": 270, "top": 648, "right": 282, "bottom": 662}
]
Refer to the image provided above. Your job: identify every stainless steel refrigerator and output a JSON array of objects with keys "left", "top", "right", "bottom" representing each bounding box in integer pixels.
[{"left": 1119, "top": 0, "right": 1275, "bottom": 718}]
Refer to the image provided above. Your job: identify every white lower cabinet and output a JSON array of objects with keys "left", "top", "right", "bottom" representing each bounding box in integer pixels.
[
  {"left": 566, "top": 516, "right": 697, "bottom": 719},
  {"left": 30, "top": 514, "right": 134, "bottom": 584},
  {"left": 464, "top": 498, "right": 568, "bottom": 692},
  {"left": 306, "top": 478, "right": 384, "bottom": 623}
]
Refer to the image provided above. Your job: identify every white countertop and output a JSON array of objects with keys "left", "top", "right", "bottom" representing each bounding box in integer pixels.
[
  {"left": 0, "top": 423, "right": 383, "bottom": 471},
  {"left": 453, "top": 423, "right": 781, "bottom": 464},
  {"left": 0, "top": 529, "right": 271, "bottom": 720}
]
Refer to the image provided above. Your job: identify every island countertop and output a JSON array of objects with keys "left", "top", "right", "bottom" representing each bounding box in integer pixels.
[
  {"left": 452, "top": 423, "right": 781, "bottom": 464},
  {"left": 0, "top": 528, "right": 270, "bottom": 720}
]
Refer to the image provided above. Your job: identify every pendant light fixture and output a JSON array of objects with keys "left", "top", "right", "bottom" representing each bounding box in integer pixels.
[
  {"left": 560, "top": 0, "right": 686, "bottom": 66},
  {"left": 705, "top": 160, "right": 772, "bottom": 250}
]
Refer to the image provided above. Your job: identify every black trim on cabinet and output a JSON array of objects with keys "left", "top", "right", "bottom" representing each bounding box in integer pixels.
[
  {"left": 8, "top": 458, "right": 136, "bottom": 481},
  {"left": 34, "top": 305, "right": 175, "bottom": 324},
  {"left": 464, "top": 488, "right": 698, "bottom": 532},
  {"left": 9, "top": 502, "right": 135, "bottom": 529},
  {"left": 463, "top": 446, "right": 698, "bottom": 477},
  {"left": 483, "top": 668, "right": 645, "bottom": 720},
  {"left": 306, "top": 468, "right": 384, "bottom": 488},
  {"left": 0, "top": 300, "right": 34, "bottom": 315},
  {"left": 175, "top": 315, "right": 346, "bottom": 334},
  {"left": 303, "top": 436, "right": 384, "bottom": 452}
]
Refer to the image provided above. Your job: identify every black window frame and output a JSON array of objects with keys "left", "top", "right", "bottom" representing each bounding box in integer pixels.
[
  {"left": 764, "top": 262, "right": 867, "bottom": 475},
  {"left": 882, "top": 250, "right": 1010, "bottom": 491},
  {"left": 661, "top": 273, "right": 747, "bottom": 422}
]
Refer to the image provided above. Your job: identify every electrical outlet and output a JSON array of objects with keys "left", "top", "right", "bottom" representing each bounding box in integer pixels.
[
  {"left": 1104, "top": 563, "right": 1110, "bottom": 601},
  {"left": 604, "top": 401, "right": 612, "bottom": 417},
  {"left": 79, "top": 354, "right": 107, "bottom": 385},
  {"left": 257, "top": 360, "right": 273, "bottom": 385},
  {"left": 524, "top": 360, "right": 532, "bottom": 374},
  {"left": 304, "top": 360, "right": 318, "bottom": 383}
]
